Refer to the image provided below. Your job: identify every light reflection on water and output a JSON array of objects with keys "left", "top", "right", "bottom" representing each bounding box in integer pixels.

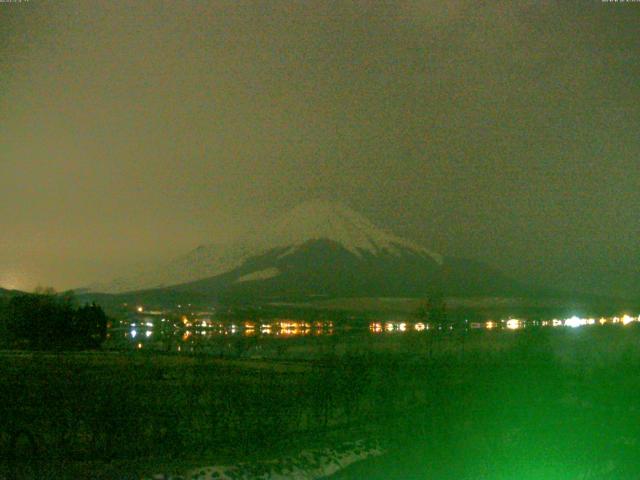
[{"left": 108, "top": 314, "right": 640, "bottom": 353}]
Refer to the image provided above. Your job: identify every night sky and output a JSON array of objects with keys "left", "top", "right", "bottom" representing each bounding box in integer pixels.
[{"left": 1, "top": 1, "right": 638, "bottom": 298}]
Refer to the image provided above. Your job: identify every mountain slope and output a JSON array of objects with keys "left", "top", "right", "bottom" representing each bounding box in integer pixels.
[
  {"left": 86, "top": 200, "right": 538, "bottom": 304},
  {"left": 166, "top": 241, "right": 526, "bottom": 300}
]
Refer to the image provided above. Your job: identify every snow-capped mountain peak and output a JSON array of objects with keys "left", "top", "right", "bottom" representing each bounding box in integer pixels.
[
  {"left": 87, "top": 200, "right": 442, "bottom": 293},
  {"left": 258, "top": 200, "right": 441, "bottom": 261}
]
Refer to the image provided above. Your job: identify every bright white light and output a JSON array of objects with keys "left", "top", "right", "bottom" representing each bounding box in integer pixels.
[
  {"left": 136, "top": 306, "right": 143, "bottom": 313},
  {"left": 145, "top": 322, "right": 153, "bottom": 327},
  {"left": 414, "top": 322, "right": 426, "bottom": 332},
  {"left": 506, "top": 319, "right": 521, "bottom": 330},
  {"left": 130, "top": 329, "right": 137, "bottom": 338},
  {"left": 622, "top": 315, "right": 634, "bottom": 326},
  {"left": 145, "top": 330, "right": 152, "bottom": 337},
  {"left": 564, "top": 316, "right": 585, "bottom": 328},
  {"left": 398, "top": 323, "right": 407, "bottom": 332}
]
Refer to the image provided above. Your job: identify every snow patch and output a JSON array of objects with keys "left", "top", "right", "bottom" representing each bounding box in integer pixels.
[
  {"left": 235, "top": 267, "right": 281, "bottom": 283},
  {"left": 146, "top": 439, "right": 383, "bottom": 480}
]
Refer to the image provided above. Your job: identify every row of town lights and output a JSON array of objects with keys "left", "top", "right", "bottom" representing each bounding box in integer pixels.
[
  {"left": 133, "top": 306, "right": 639, "bottom": 333},
  {"left": 370, "top": 315, "right": 640, "bottom": 332}
]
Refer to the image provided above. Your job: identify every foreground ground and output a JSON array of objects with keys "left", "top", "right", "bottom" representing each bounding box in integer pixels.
[{"left": 2, "top": 325, "right": 640, "bottom": 479}]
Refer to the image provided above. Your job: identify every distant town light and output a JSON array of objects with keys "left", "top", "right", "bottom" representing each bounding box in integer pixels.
[
  {"left": 506, "top": 319, "right": 521, "bottom": 330},
  {"left": 564, "top": 316, "right": 585, "bottom": 328},
  {"left": 260, "top": 324, "right": 272, "bottom": 334},
  {"left": 370, "top": 322, "right": 383, "bottom": 333},
  {"left": 136, "top": 306, "right": 143, "bottom": 313}
]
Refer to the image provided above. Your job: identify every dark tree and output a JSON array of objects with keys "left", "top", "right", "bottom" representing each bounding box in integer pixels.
[
  {"left": 72, "top": 303, "right": 108, "bottom": 348},
  {"left": 0, "top": 298, "right": 8, "bottom": 347},
  {"left": 415, "top": 294, "right": 448, "bottom": 325},
  {"left": 1, "top": 291, "right": 108, "bottom": 350}
]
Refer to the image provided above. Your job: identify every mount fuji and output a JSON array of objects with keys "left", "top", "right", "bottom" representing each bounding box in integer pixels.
[{"left": 87, "top": 200, "right": 524, "bottom": 302}]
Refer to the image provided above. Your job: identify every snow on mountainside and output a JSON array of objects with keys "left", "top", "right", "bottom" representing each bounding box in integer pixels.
[
  {"left": 88, "top": 200, "right": 442, "bottom": 294},
  {"left": 260, "top": 201, "right": 441, "bottom": 261},
  {"left": 235, "top": 267, "right": 281, "bottom": 283}
]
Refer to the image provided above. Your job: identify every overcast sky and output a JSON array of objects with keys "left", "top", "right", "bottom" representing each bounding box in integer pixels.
[{"left": 1, "top": 0, "right": 639, "bottom": 298}]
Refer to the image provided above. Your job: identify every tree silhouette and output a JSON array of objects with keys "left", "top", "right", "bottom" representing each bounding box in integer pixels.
[
  {"left": 416, "top": 293, "right": 448, "bottom": 325},
  {"left": 1, "top": 290, "right": 108, "bottom": 350}
]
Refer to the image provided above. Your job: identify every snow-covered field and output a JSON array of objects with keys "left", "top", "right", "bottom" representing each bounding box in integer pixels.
[{"left": 146, "top": 439, "right": 383, "bottom": 480}]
